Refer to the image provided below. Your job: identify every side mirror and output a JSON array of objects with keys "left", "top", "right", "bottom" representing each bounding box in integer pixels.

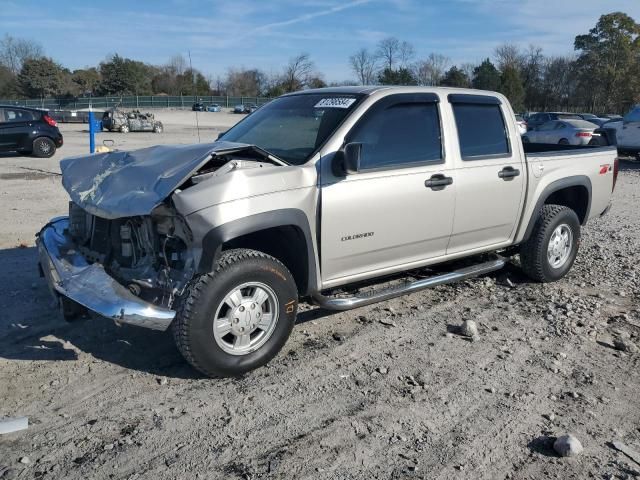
[
  {"left": 217, "top": 131, "right": 227, "bottom": 140},
  {"left": 342, "top": 142, "right": 362, "bottom": 174},
  {"left": 332, "top": 142, "right": 362, "bottom": 176}
]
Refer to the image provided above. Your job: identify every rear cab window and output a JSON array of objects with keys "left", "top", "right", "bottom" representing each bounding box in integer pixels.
[
  {"left": 449, "top": 94, "right": 510, "bottom": 160},
  {"left": 347, "top": 93, "right": 443, "bottom": 171}
]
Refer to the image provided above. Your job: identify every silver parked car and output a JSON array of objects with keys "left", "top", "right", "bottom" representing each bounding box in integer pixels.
[{"left": 522, "top": 119, "right": 600, "bottom": 146}]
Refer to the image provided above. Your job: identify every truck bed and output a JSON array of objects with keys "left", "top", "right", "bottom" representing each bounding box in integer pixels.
[{"left": 517, "top": 143, "right": 617, "bottom": 243}]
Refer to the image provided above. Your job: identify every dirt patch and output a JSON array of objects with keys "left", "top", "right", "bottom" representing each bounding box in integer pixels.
[{"left": 0, "top": 171, "right": 58, "bottom": 181}]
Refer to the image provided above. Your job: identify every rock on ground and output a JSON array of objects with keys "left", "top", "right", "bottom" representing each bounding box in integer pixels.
[{"left": 554, "top": 434, "right": 584, "bottom": 457}]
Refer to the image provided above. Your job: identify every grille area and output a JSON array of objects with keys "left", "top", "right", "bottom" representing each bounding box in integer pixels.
[{"left": 68, "top": 202, "right": 111, "bottom": 260}]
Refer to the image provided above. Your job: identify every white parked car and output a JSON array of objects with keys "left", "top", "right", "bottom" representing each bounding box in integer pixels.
[
  {"left": 522, "top": 119, "right": 600, "bottom": 146},
  {"left": 600, "top": 105, "right": 640, "bottom": 158}
]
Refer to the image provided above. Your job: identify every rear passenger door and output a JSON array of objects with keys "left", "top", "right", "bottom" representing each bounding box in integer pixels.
[{"left": 446, "top": 94, "right": 525, "bottom": 254}]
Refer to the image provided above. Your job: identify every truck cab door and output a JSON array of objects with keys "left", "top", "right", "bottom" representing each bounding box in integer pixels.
[
  {"left": 619, "top": 106, "right": 640, "bottom": 148},
  {"left": 319, "top": 93, "right": 455, "bottom": 285},
  {"left": 446, "top": 94, "right": 526, "bottom": 254}
]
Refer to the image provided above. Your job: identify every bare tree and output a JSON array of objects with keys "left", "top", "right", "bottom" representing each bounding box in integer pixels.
[
  {"left": 415, "top": 53, "right": 450, "bottom": 86},
  {"left": 226, "top": 68, "right": 267, "bottom": 96},
  {"left": 168, "top": 54, "right": 187, "bottom": 76},
  {"left": 349, "top": 48, "right": 377, "bottom": 85},
  {"left": 398, "top": 41, "right": 415, "bottom": 68},
  {"left": 460, "top": 62, "right": 477, "bottom": 83},
  {"left": 376, "top": 37, "right": 401, "bottom": 71},
  {"left": 494, "top": 43, "right": 523, "bottom": 72},
  {"left": 282, "top": 53, "right": 315, "bottom": 92},
  {"left": 0, "top": 35, "right": 43, "bottom": 75}
]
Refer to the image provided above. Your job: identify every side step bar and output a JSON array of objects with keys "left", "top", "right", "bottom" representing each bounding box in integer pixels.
[{"left": 312, "top": 256, "right": 507, "bottom": 311}]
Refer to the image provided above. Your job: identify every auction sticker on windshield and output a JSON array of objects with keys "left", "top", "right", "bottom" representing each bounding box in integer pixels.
[{"left": 314, "top": 98, "right": 357, "bottom": 108}]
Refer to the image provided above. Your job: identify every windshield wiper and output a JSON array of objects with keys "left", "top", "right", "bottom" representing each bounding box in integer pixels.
[{"left": 250, "top": 146, "right": 289, "bottom": 166}]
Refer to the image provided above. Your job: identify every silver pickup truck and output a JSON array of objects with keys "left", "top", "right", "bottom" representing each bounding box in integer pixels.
[{"left": 37, "top": 86, "right": 618, "bottom": 377}]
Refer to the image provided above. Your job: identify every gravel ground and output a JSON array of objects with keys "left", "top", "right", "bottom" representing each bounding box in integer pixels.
[{"left": 1, "top": 113, "right": 639, "bottom": 479}]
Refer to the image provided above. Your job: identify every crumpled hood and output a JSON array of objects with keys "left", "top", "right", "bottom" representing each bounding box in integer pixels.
[{"left": 61, "top": 141, "right": 272, "bottom": 219}]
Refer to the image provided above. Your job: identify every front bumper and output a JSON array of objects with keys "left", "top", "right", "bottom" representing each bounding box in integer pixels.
[{"left": 36, "top": 217, "right": 175, "bottom": 331}]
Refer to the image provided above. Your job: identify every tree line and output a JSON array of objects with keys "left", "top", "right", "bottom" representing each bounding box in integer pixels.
[
  {"left": 0, "top": 11, "right": 638, "bottom": 113},
  {"left": 349, "top": 11, "right": 640, "bottom": 113}
]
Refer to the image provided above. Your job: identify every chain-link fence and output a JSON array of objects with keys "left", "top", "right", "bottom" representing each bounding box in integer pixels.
[{"left": 0, "top": 95, "right": 272, "bottom": 110}]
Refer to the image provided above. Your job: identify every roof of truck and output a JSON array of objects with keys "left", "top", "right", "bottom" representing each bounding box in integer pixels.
[{"left": 283, "top": 85, "right": 500, "bottom": 97}]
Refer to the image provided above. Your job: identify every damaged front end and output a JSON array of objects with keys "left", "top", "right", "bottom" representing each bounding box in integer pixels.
[
  {"left": 37, "top": 202, "right": 192, "bottom": 330},
  {"left": 37, "top": 141, "right": 284, "bottom": 330}
]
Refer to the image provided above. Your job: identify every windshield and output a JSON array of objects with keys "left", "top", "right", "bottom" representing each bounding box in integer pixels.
[{"left": 221, "top": 93, "right": 363, "bottom": 165}]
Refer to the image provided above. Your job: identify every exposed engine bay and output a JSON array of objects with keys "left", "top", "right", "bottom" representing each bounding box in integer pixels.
[
  {"left": 62, "top": 145, "right": 284, "bottom": 309},
  {"left": 68, "top": 201, "right": 194, "bottom": 308}
]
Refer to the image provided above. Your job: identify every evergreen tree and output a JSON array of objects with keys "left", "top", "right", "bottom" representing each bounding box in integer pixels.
[
  {"left": 472, "top": 58, "right": 501, "bottom": 91},
  {"left": 441, "top": 66, "right": 471, "bottom": 88}
]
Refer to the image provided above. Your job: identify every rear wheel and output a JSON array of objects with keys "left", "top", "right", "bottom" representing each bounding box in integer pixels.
[
  {"left": 153, "top": 124, "right": 163, "bottom": 133},
  {"left": 522, "top": 136, "right": 530, "bottom": 143},
  {"left": 32, "top": 137, "right": 56, "bottom": 158},
  {"left": 120, "top": 124, "right": 130, "bottom": 133},
  {"left": 558, "top": 138, "right": 570, "bottom": 145},
  {"left": 172, "top": 249, "right": 298, "bottom": 377},
  {"left": 520, "top": 204, "right": 580, "bottom": 282}
]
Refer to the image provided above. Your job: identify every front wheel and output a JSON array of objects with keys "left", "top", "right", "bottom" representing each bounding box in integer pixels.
[
  {"left": 120, "top": 124, "right": 130, "bottom": 133},
  {"left": 172, "top": 249, "right": 298, "bottom": 377},
  {"left": 519, "top": 204, "right": 580, "bottom": 282},
  {"left": 153, "top": 124, "right": 163, "bottom": 133}
]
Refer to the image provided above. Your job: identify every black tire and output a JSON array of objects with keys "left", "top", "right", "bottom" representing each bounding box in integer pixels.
[
  {"left": 60, "top": 297, "right": 89, "bottom": 322},
  {"left": 32, "top": 137, "right": 56, "bottom": 158},
  {"left": 172, "top": 249, "right": 298, "bottom": 377},
  {"left": 558, "top": 138, "right": 570, "bottom": 145},
  {"left": 522, "top": 136, "right": 530, "bottom": 143},
  {"left": 520, "top": 204, "right": 580, "bottom": 283}
]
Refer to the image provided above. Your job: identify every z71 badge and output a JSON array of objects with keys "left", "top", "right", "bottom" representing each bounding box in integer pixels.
[{"left": 341, "top": 232, "right": 374, "bottom": 242}]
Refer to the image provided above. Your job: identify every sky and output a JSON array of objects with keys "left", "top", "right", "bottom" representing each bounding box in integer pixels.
[{"left": 1, "top": 0, "right": 639, "bottom": 82}]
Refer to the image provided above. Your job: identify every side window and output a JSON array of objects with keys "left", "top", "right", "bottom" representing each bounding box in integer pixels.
[
  {"left": 451, "top": 102, "right": 510, "bottom": 159},
  {"left": 539, "top": 121, "right": 556, "bottom": 131},
  {"left": 349, "top": 100, "right": 442, "bottom": 170},
  {"left": 0, "top": 109, "right": 4, "bottom": 123},
  {"left": 4, "top": 109, "right": 34, "bottom": 122},
  {"left": 623, "top": 107, "right": 640, "bottom": 123}
]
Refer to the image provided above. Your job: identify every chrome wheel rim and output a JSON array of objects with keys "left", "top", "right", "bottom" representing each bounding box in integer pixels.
[
  {"left": 547, "top": 224, "right": 573, "bottom": 269},
  {"left": 212, "top": 282, "right": 279, "bottom": 356},
  {"left": 39, "top": 141, "right": 51, "bottom": 154}
]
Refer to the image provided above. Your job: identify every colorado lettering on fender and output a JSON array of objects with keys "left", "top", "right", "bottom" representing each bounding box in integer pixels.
[{"left": 341, "top": 232, "right": 374, "bottom": 242}]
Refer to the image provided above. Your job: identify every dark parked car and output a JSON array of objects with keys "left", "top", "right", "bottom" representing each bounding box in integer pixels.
[
  {"left": 526, "top": 112, "right": 582, "bottom": 131},
  {"left": 192, "top": 103, "right": 205, "bottom": 111},
  {"left": 0, "top": 105, "right": 63, "bottom": 157}
]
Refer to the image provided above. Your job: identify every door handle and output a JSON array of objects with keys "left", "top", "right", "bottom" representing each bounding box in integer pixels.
[
  {"left": 424, "top": 174, "right": 453, "bottom": 190},
  {"left": 498, "top": 166, "right": 520, "bottom": 180}
]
